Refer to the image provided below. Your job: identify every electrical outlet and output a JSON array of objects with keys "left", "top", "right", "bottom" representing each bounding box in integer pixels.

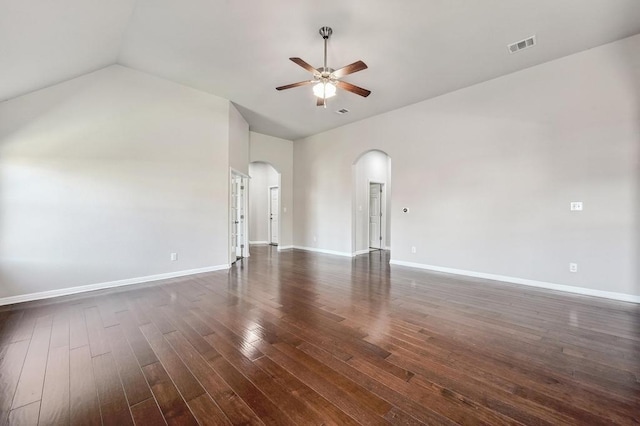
[
  {"left": 411, "top": 246, "right": 417, "bottom": 254},
  {"left": 569, "top": 263, "right": 577, "bottom": 273},
  {"left": 313, "top": 235, "right": 317, "bottom": 242},
  {"left": 171, "top": 253, "right": 178, "bottom": 261}
]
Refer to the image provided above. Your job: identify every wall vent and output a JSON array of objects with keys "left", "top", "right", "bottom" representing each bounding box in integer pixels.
[
  {"left": 336, "top": 108, "right": 350, "bottom": 114},
  {"left": 508, "top": 35, "right": 536, "bottom": 54}
]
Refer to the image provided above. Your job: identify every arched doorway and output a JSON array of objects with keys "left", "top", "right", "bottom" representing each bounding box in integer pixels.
[
  {"left": 352, "top": 150, "right": 392, "bottom": 255},
  {"left": 248, "top": 161, "right": 281, "bottom": 247}
]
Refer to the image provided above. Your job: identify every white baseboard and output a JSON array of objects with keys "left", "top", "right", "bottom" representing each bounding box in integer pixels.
[
  {"left": 389, "top": 260, "right": 640, "bottom": 304},
  {"left": 353, "top": 249, "right": 370, "bottom": 256},
  {"left": 292, "top": 246, "right": 354, "bottom": 258},
  {"left": 249, "top": 241, "right": 269, "bottom": 245},
  {"left": 277, "top": 245, "right": 294, "bottom": 251},
  {"left": 0, "top": 264, "right": 230, "bottom": 307},
  {"left": 385, "top": 246, "right": 391, "bottom": 250}
]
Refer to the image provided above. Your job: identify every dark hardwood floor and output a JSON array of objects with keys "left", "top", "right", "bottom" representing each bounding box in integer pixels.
[{"left": 1, "top": 246, "right": 638, "bottom": 425}]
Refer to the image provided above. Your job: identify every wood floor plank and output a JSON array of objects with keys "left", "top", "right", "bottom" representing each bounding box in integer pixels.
[
  {"left": 163, "top": 331, "right": 263, "bottom": 425},
  {"left": 6, "top": 312, "right": 36, "bottom": 344},
  {"left": 297, "top": 341, "right": 458, "bottom": 425},
  {"left": 253, "top": 354, "right": 362, "bottom": 426},
  {"left": 143, "top": 304, "right": 176, "bottom": 335},
  {"left": 204, "top": 348, "right": 297, "bottom": 425},
  {"left": 104, "top": 325, "right": 153, "bottom": 406},
  {"left": 69, "top": 346, "right": 101, "bottom": 426},
  {"left": 123, "top": 298, "right": 151, "bottom": 327},
  {"left": 0, "top": 340, "right": 30, "bottom": 425},
  {"left": 11, "top": 318, "right": 52, "bottom": 409},
  {"left": 97, "top": 296, "right": 123, "bottom": 328},
  {"left": 92, "top": 352, "right": 134, "bottom": 426},
  {"left": 142, "top": 362, "right": 198, "bottom": 426},
  {"left": 159, "top": 308, "right": 218, "bottom": 360},
  {"left": 48, "top": 309, "right": 70, "bottom": 349},
  {"left": 84, "top": 307, "right": 109, "bottom": 357},
  {"left": 68, "top": 305, "right": 89, "bottom": 350},
  {"left": 8, "top": 401, "right": 40, "bottom": 425},
  {"left": 38, "top": 345, "right": 70, "bottom": 425},
  {"left": 130, "top": 398, "right": 166, "bottom": 426},
  {"left": 253, "top": 339, "right": 392, "bottom": 425},
  {"left": 139, "top": 323, "right": 205, "bottom": 402},
  {"left": 0, "top": 312, "right": 25, "bottom": 344},
  {"left": 116, "top": 311, "right": 159, "bottom": 367},
  {"left": 186, "top": 394, "right": 231, "bottom": 425},
  {"left": 203, "top": 332, "right": 326, "bottom": 425}
]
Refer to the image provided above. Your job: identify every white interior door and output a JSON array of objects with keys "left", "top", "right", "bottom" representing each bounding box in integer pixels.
[
  {"left": 369, "top": 183, "right": 382, "bottom": 249},
  {"left": 269, "top": 187, "right": 279, "bottom": 245},
  {"left": 231, "top": 176, "right": 238, "bottom": 261},
  {"left": 231, "top": 173, "right": 246, "bottom": 261}
]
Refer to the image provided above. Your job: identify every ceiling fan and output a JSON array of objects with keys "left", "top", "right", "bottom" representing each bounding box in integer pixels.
[{"left": 276, "top": 26, "right": 371, "bottom": 108}]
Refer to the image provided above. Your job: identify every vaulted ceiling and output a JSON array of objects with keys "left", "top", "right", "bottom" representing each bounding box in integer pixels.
[{"left": 3, "top": 0, "right": 640, "bottom": 140}]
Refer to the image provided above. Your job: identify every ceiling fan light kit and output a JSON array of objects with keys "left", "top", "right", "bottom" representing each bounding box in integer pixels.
[
  {"left": 276, "top": 26, "right": 371, "bottom": 108},
  {"left": 313, "top": 82, "right": 336, "bottom": 98}
]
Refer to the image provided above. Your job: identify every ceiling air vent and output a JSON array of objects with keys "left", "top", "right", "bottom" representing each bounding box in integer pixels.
[
  {"left": 336, "top": 108, "right": 350, "bottom": 115},
  {"left": 508, "top": 35, "right": 536, "bottom": 54}
]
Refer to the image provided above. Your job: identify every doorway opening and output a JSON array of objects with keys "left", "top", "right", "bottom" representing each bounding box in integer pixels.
[
  {"left": 369, "top": 182, "right": 385, "bottom": 250},
  {"left": 230, "top": 170, "right": 249, "bottom": 264},
  {"left": 269, "top": 186, "right": 279, "bottom": 245},
  {"left": 353, "top": 150, "right": 391, "bottom": 256},
  {"left": 248, "top": 162, "right": 281, "bottom": 248}
]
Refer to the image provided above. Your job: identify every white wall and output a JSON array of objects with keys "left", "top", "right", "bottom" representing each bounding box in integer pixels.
[
  {"left": 249, "top": 162, "right": 279, "bottom": 243},
  {"left": 229, "top": 103, "right": 249, "bottom": 175},
  {"left": 294, "top": 34, "right": 640, "bottom": 298},
  {"left": 249, "top": 132, "right": 294, "bottom": 248},
  {"left": 0, "top": 65, "right": 234, "bottom": 299},
  {"left": 354, "top": 150, "right": 391, "bottom": 252}
]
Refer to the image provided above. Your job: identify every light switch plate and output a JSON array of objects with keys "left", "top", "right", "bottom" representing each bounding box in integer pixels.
[{"left": 570, "top": 202, "right": 583, "bottom": 211}]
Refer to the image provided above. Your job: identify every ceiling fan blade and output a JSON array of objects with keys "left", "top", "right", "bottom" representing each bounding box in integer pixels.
[
  {"left": 290, "top": 57, "right": 318, "bottom": 74},
  {"left": 276, "top": 80, "right": 314, "bottom": 91},
  {"left": 316, "top": 97, "right": 325, "bottom": 107},
  {"left": 336, "top": 80, "right": 371, "bottom": 97},
  {"left": 332, "top": 60, "right": 368, "bottom": 78}
]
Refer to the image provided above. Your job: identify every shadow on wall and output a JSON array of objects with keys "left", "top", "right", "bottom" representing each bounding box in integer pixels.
[
  {"left": 607, "top": 32, "right": 640, "bottom": 299},
  {"left": 0, "top": 86, "right": 82, "bottom": 299},
  {"left": 623, "top": 39, "right": 640, "bottom": 300}
]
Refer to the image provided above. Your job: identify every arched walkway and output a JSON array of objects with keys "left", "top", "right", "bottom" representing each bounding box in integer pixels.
[{"left": 352, "top": 150, "right": 392, "bottom": 256}]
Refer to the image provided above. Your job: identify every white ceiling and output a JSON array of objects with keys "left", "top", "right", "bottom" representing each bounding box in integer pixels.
[{"left": 3, "top": 0, "right": 640, "bottom": 140}]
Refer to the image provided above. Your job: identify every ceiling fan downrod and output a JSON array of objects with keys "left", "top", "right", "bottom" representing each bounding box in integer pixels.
[{"left": 319, "top": 26, "right": 332, "bottom": 72}]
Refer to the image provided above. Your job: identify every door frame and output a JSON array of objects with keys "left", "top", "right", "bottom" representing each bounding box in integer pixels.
[
  {"left": 268, "top": 185, "right": 279, "bottom": 245},
  {"left": 367, "top": 181, "right": 386, "bottom": 250},
  {"left": 229, "top": 168, "right": 250, "bottom": 265}
]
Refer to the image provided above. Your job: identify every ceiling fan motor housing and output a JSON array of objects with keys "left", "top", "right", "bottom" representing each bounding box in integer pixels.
[{"left": 319, "top": 26, "right": 333, "bottom": 39}]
